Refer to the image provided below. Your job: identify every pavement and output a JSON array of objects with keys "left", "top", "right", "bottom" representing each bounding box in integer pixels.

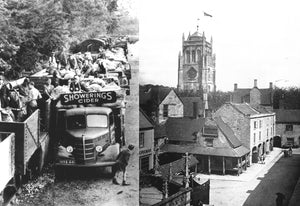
[
  {"left": 198, "top": 147, "right": 283, "bottom": 182},
  {"left": 208, "top": 147, "right": 300, "bottom": 206}
]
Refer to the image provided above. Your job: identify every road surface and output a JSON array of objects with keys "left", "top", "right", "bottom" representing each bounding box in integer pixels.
[{"left": 210, "top": 148, "right": 300, "bottom": 206}]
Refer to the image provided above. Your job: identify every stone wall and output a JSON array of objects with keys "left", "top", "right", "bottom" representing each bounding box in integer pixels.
[
  {"left": 276, "top": 123, "right": 300, "bottom": 147},
  {"left": 214, "top": 103, "right": 250, "bottom": 149}
]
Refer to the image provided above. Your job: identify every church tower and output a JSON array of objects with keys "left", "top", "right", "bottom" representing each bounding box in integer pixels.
[{"left": 177, "top": 28, "right": 216, "bottom": 93}]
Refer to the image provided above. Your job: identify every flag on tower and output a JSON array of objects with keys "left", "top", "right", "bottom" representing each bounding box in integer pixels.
[{"left": 204, "top": 12, "right": 212, "bottom": 17}]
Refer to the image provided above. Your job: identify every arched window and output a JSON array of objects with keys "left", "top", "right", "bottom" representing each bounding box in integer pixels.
[
  {"left": 197, "top": 50, "right": 201, "bottom": 62},
  {"left": 186, "top": 50, "right": 190, "bottom": 63},
  {"left": 192, "top": 50, "right": 196, "bottom": 62}
]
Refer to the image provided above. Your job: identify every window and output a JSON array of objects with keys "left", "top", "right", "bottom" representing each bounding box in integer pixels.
[
  {"left": 186, "top": 51, "right": 190, "bottom": 63},
  {"left": 187, "top": 67, "right": 197, "bottom": 80},
  {"left": 139, "top": 132, "right": 144, "bottom": 148},
  {"left": 163, "top": 104, "right": 168, "bottom": 117},
  {"left": 87, "top": 114, "right": 108, "bottom": 127},
  {"left": 287, "top": 138, "right": 294, "bottom": 145},
  {"left": 271, "top": 126, "right": 273, "bottom": 136},
  {"left": 197, "top": 50, "right": 201, "bottom": 62},
  {"left": 254, "top": 121, "right": 257, "bottom": 129},
  {"left": 259, "top": 120, "right": 262, "bottom": 128},
  {"left": 259, "top": 131, "right": 261, "bottom": 141},
  {"left": 286, "top": 124, "right": 293, "bottom": 131},
  {"left": 67, "top": 115, "right": 86, "bottom": 129},
  {"left": 140, "top": 156, "right": 150, "bottom": 172},
  {"left": 253, "top": 133, "right": 256, "bottom": 144},
  {"left": 267, "top": 129, "right": 269, "bottom": 137},
  {"left": 192, "top": 50, "right": 196, "bottom": 62},
  {"left": 205, "top": 139, "right": 213, "bottom": 147}
]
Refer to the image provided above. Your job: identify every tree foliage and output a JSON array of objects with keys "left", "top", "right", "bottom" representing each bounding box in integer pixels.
[
  {"left": 273, "top": 87, "right": 300, "bottom": 109},
  {"left": 0, "top": 0, "right": 138, "bottom": 79}
]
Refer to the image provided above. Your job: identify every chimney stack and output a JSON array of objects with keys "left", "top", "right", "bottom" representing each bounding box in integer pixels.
[
  {"left": 269, "top": 82, "right": 273, "bottom": 89},
  {"left": 234, "top": 83, "right": 238, "bottom": 91},
  {"left": 254, "top": 79, "right": 258, "bottom": 88}
]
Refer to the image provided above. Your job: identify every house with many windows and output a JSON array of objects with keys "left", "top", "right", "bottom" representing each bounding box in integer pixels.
[
  {"left": 139, "top": 109, "right": 154, "bottom": 172},
  {"left": 274, "top": 109, "right": 300, "bottom": 148},
  {"left": 214, "top": 102, "right": 276, "bottom": 164},
  {"left": 231, "top": 79, "right": 274, "bottom": 110}
]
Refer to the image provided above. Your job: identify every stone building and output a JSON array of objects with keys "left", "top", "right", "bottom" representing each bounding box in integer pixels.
[
  {"left": 274, "top": 109, "right": 300, "bottom": 148},
  {"left": 214, "top": 102, "right": 276, "bottom": 164},
  {"left": 177, "top": 29, "right": 216, "bottom": 93},
  {"left": 139, "top": 108, "right": 154, "bottom": 172},
  {"left": 231, "top": 79, "right": 274, "bottom": 110},
  {"left": 158, "top": 89, "right": 184, "bottom": 123}
]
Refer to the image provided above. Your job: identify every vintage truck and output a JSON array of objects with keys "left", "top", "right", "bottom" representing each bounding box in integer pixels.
[{"left": 53, "top": 90, "right": 126, "bottom": 178}]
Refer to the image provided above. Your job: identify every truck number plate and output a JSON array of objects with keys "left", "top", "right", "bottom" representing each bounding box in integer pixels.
[{"left": 59, "top": 159, "right": 75, "bottom": 164}]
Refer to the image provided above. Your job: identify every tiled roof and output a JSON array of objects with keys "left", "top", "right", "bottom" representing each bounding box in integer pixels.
[
  {"left": 214, "top": 116, "right": 242, "bottom": 148},
  {"left": 166, "top": 117, "right": 205, "bottom": 142},
  {"left": 231, "top": 103, "right": 260, "bottom": 115},
  {"left": 232, "top": 87, "right": 273, "bottom": 106},
  {"left": 274, "top": 109, "right": 300, "bottom": 123},
  {"left": 140, "top": 108, "right": 154, "bottom": 129},
  {"left": 158, "top": 155, "right": 198, "bottom": 178},
  {"left": 180, "top": 97, "right": 203, "bottom": 117},
  {"left": 161, "top": 144, "right": 250, "bottom": 158},
  {"left": 139, "top": 85, "right": 173, "bottom": 117},
  {"left": 232, "top": 89, "right": 251, "bottom": 103}
]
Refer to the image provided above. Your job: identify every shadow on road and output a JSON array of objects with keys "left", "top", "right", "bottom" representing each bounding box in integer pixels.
[{"left": 243, "top": 154, "right": 300, "bottom": 206}]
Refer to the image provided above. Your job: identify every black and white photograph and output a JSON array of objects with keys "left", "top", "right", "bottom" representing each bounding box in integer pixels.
[
  {"left": 0, "top": 0, "right": 138, "bottom": 205},
  {"left": 139, "top": 0, "right": 300, "bottom": 205}
]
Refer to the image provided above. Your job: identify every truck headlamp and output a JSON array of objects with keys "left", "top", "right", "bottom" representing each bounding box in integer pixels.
[
  {"left": 95, "top": 145, "right": 103, "bottom": 153},
  {"left": 66, "top": 146, "right": 73, "bottom": 153}
]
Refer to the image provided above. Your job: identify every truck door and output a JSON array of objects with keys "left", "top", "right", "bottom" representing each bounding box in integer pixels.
[{"left": 109, "top": 113, "right": 115, "bottom": 143}]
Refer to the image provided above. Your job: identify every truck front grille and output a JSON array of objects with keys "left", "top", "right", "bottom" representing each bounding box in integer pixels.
[{"left": 73, "top": 138, "right": 95, "bottom": 164}]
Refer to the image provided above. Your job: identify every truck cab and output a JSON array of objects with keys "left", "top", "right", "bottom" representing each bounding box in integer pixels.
[{"left": 56, "top": 107, "right": 120, "bottom": 167}]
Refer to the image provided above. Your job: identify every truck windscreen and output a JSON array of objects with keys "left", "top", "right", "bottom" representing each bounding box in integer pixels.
[
  {"left": 86, "top": 114, "right": 108, "bottom": 128},
  {"left": 67, "top": 115, "right": 86, "bottom": 129}
]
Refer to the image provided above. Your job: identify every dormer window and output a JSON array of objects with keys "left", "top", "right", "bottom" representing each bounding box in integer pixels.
[{"left": 205, "top": 139, "right": 213, "bottom": 147}]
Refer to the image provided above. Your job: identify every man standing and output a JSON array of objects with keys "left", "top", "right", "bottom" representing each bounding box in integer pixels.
[
  {"left": 112, "top": 144, "right": 135, "bottom": 186},
  {"left": 28, "top": 81, "right": 42, "bottom": 115}
]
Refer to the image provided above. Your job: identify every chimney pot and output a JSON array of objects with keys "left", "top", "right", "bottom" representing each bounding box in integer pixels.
[
  {"left": 234, "top": 83, "right": 238, "bottom": 91},
  {"left": 254, "top": 79, "right": 258, "bottom": 88},
  {"left": 269, "top": 82, "right": 273, "bottom": 89}
]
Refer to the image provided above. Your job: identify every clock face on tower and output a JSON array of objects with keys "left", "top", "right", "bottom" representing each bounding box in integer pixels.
[{"left": 187, "top": 67, "right": 197, "bottom": 80}]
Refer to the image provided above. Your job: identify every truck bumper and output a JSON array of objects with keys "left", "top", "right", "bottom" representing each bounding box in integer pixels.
[
  {"left": 55, "top": 161, "right": 116, "bottom": 168},
  {"left": 55, "top": 143, "right": 120, "bottom": 168}
]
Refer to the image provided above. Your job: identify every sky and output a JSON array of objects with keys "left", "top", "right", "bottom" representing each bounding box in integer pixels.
[{"left": 138, "top": 0, "right": 300, "bottom": 91}]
